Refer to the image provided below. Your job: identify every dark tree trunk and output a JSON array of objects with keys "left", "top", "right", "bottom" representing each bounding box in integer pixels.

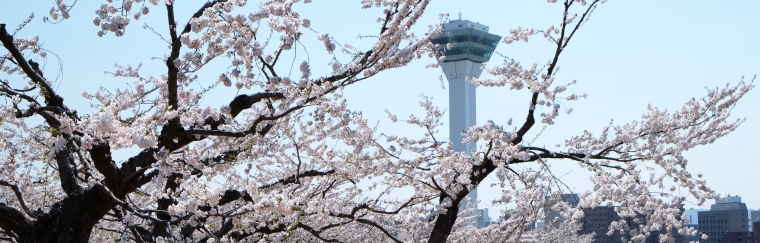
[
  {"left": 19, "top": 184, "right": 116, "bottom": 243},
  {"left": 427, "top": 156, "right": 498, "bottom": 243},
  {"left": 428, "top": 199, "right": 461, "bottom": 243}
]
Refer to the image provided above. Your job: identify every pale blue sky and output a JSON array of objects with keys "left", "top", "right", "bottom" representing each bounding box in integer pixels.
[{"left": 2, "top": 1, "right": 759, "bottom": 214}]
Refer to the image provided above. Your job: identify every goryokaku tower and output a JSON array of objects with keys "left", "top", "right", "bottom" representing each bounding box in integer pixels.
[{"left": 432, "top": 17, "right": 500, "bottom": 228}]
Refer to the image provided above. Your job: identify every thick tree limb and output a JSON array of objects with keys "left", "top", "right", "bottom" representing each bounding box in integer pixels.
[
  {"left": 428, "top": 143, "right": 503, "bottom": 241},
  {"left": 165, "top": 0, "right": 228, "bottom": 111},
  {"left": 54, "top": 144, "right": 83, "bottom": 195},
  {"left": 428, "top": 185, "right": 469, "bottom": 243},
  {"left": 165, "top": 4, "right": 181, "bottom": 110},
  {"left": 120, "top": 92, "right": 284, "bottom": 195},
  {"left": 90, "top": 142, "right": 121, "bottom": 191},
  {"left": 0, "top": 203, "right": 30, "bottom": 240},
  {"left": 228, "top": 92, "right": 285, "bottom": 117},
  {"left": 23, "top": 184, "right": 118, "bottom": 242}
]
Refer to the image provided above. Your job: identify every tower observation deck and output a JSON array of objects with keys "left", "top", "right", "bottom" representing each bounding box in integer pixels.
[
  {"left": 432, "top": 20, "right": 501, "bottom": 63},
  {"left": 432, "top": 18, "right": 500, "bottom": 228}
]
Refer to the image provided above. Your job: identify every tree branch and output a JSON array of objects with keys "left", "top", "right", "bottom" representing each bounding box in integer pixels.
[
  {"left": 90, "top": 142, "right": 121, "bottom": 191},
  {"left": 512, "top": 1, "right": 600, "bottom": 145},
  {"left": 54, "top": 140, "right": 83, "bottom": 195},
  {"left": 561, "top": 0, "right": 600, "bottom": 50},
  {"left": 0, "top": 203, "right": 30, "bottom": 240},
  {"left": 228, "top": 92, "right": 285, "bottom": 117},
  {"left": 0, "top": 24, "right": 64, "bottom": 107},
  {"left": 0, "top": 180, "right": 40, "bottom": 218},
  {"left": 165, "top": 4, "right": 181, "bottom": 110},
  {"left": 188, "top": 103, "right": 303, "bottom": 138},
  {"left": 179, "top": 1, "right": 228, "bottom": 36},
  {"left": 297, "top": 223, "right": 342, "bottom": 243},
  {"left": 355, "top": 218, "right": 403, "bottom": 243},
  {"left": 260, "top": 169, "right": 335, "bottom": 189},
  {"left": 512, "top": 93, "right": 538, "bottom": 144}
]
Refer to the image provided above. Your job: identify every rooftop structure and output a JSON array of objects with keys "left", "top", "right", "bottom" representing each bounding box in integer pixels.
[{"left": 717, "top": 196, "right": 743, "bottom": 204}]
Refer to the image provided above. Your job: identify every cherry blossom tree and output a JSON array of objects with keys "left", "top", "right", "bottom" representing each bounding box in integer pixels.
[{"left": 0, "top": 0, "right": 754, "bottom": 242}]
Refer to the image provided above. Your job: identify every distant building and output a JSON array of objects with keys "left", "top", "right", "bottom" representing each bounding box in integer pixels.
[
  {"left": 579, "top": 206, "right": 621, "bottom": 243},
  {"left": 698, "top": 196, "right": 750, "bottom": 243},
  {"left": 752, "top": 217, "right": 760, "bottom": 243},
  {"left": 534, "top": 221, "right": 545, "bottom": 229},
  {"left": 544, "top": 194, "right": 686, "bottom": 242},
  {"left": 724, "top": 231, "right": 750, "bottom": 243},
  {"left": 544, "top": 193, "right": 580, "bottom": 225},
  {"left": 477, "top": 208, "right": 491, "bottom": 228}
]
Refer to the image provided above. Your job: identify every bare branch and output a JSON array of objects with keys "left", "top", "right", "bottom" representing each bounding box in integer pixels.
[{"left": 561, "top": 0, "right": 601, "bottom": 50}]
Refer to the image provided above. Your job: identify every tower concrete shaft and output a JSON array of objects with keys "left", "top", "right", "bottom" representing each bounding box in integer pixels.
[{"left": 432, "top": 19, "right": 500, "bottom": 228}]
